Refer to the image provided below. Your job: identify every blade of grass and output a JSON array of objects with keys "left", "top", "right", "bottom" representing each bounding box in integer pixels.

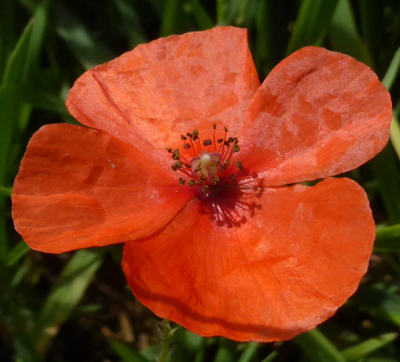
[
  {"left": 238, "top": 342, "right": 260, "bottom": 362},
  {"left": 389, "top": 115, "right": 400, "bottom": 159},
  {"left": 114, "top": 0, "right": 147, "bottom": 47},
  {"left": 255, "top": 0, "right": 289, "bottom": 76},
  {"left": 382, "top": 46, "right": 400, "bottom": 90},
  {"left": 54, "top": 2, "right": 114, "bottom": 69},
  {"left": 33, "top": 249, "right": 104, "bottom": 354},
  {"left": 328, "top": 0, "right": 372, "bottom": 65},
  {"left": 375, "top": 224, "right": 400, "bottom": 252},
  {"left": 261, "top": 351, "right": 278, "bottom": 362},
  {"left": 109, "top": 340, "right": 150, "bottom": 362},
  {"left": 358, "top": 0, "right": 381, "bottom": 60},
  {"left": 354, "top": 283, "right": 400, "bottom": 326},
  {"left": 295, "top": 329, "right": 346, "bottom": 362},
  {"left": 341, "top": 332, "right": 398, "bottom": 361},
  {"left": 370, "top": 146, "right": 400, "bottom": 224},
  {"left": 216, "top": 0, "right": 247, "bottom": 26},
  {"left": 188, "top": 0, "right": 214, "bottom": 30},
  {"left": 214, "top": 339, "right": 237, "bottom": 362},
  {"left": 23, "top": 88, "right": 68, "bottom": 115},
  {"left": 0, "top": 0, "right": 49, "bottom": 260},
  {"left": 0, "top": 185, "right": 12, "bottom": 197},
  {"left": 0, "top": 0, "right": 15, "bottom": 79},
  {"left": 5, "top": 241, "right": 30, "bottom": 267},
  {"left": 160, "top": 0, "right": 180, "bottom": 36},
  {"left": 286, "top": 0, "right": 338, "bottom": 55},
  {"left": 0, "top": 21, "right": 33, "bottom": 259}
]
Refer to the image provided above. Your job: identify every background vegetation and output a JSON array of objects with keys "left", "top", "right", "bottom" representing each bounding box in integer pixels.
[{"left": 1, "top": 0, "right": 400, "bottom": 361}]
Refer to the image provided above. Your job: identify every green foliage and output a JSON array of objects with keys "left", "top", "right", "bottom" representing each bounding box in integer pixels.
[{"left": 1, "top": 0, "right": 400, "bottom": 361}]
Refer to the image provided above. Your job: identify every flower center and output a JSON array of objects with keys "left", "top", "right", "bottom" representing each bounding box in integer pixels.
[{"left": 167, "top": 124, "right": 243, "bottom": 195}]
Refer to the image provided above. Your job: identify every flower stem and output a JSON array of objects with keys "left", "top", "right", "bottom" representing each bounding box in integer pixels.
[{"left": 158, "top": 320, "right": 172, "bottom": 362}]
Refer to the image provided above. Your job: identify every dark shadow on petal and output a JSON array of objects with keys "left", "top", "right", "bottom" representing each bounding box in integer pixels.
[
  {"left": 197, "top": 170, "right": 264, "bottom": 228},
  {"left": 126, "top": 276, "right": 304, "bottom": 341}
]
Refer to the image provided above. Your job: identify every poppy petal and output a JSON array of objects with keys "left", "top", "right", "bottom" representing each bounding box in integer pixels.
[
  {"left": 122, "top": 177, "right": 374, "bottom": 341},
  {"left": 66, "top": 26, "right": 260, "bottom": 163},
  {"left": 12, "top": 124, "right": 192, "bottom": 253},
  {"left": 241, "top": 46, "right": 392, "bottom": 186}
]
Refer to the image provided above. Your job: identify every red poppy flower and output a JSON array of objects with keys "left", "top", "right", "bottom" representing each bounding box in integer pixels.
[{"left": 12, "top": 26, "right": 392, "bottom": 342}]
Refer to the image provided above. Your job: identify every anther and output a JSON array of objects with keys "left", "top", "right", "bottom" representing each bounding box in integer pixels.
[
  {"left": 171, "top": 160, "right": 183, "bottom": 170},
  {"left": 167, "top": 147, "right": 172, "bottom": 153},
  {"left": 233, "top": 145, "right": 240, "bottom": 153},
  {"left": 236, "top": 161, "right": 243, "bottom": 170},
  {"left": 184, "top": 143, "right": 191, "bottom": 149},
  {"left": 188, "top": 180, "right": 196, "bottom": 186},
  {"left": 172, "top": 149, "right": 180, "bottom": 160},
  {"left": 202, "top": 185, "right": 209, "bottom": 194},
  {"left": 203, "top": 139, "right": 212, "bottom": 146},
  {"left": 178, "top": 177, "right": 185, "bottom": 185},
  {"left": 217, "top": 138, "right": 224, "bottom": 143},
  {"left": 181, "top": 135, "right": 187, "bottom": 140}
]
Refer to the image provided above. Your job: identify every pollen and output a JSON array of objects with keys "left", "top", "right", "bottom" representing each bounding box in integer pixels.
[{"left": 167, "top": 124, "right": 244, "bottom": 195}]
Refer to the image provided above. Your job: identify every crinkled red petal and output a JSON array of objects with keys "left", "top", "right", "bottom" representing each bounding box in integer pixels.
[
  {"left": 66, "top": 26, "right": 260, "bottom": 168},
  {"left": 240, "top": 46, "right": 392, "bottom": 186},
  {"left": 12, "top": 124, "right": 192, "bottom": 253},
  {"left": 122, "top": 177, "right": 374, "bottom": 341}
]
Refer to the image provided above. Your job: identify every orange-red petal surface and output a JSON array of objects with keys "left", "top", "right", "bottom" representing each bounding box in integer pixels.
[
  {"left": 12, "top": 124, "right": 192, "bottom": 253},
  {"left": 240, "top": 46, "right": 392, "bottom": 186},
  {"left": 122, "top": 177, "right": 374, "bottom": 341},
  {"left": 66, "top": 26, "right": 260, "bottom": 166}
]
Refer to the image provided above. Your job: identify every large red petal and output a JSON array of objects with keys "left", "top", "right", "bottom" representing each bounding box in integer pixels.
[
  {"left": 122, "top": 177, "right": 374, "bottom": 341},
  {"left": 66, "top": 26, "right": 259, "bottom": 166},
  {"left": 240, "top": 46, "right": 392, "bottom": 186},
  {"left": 12, "top": 124, "right": 192, "bottom": 253}
]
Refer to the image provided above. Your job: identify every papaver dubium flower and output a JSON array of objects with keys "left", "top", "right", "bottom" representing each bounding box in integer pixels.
[{"left": 12, "top": 26, "right": 392, "bottom": 342}]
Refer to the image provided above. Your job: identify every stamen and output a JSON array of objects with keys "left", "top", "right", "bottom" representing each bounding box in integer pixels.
[{"left": 167, "top": 123, "right": 244, "bottom": 195}]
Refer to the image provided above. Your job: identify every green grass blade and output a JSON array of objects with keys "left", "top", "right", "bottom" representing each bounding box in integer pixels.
[
  {"left": 341, "top": 332, "right": 398, "bottom": 361},
  {"left": 0, "top": 22, "right": 31, "bottom": 258},
  {"left": 389, "top": 115, "right": 400, "bottom": 159},
  {"left": 237, "top": 342, "right": 260, "bottom": 362},
  {"left": 355, "top": 283, "right": 400, "bottom": 326},
  {"left": 261, "top": 351, "right": 278, "bottom": 362},
  {"left": 2, "top": 21, "right": 33, "bottom": 85},
  {"left": 114, "top": 0, "right": 147, "bottom": 47},
  {"left": 358, "top": 0, "right": 382, "bottom": 63},
  {"left": 21, "top": 0, "right": 50, "bottom": 82},
  {"left": 0, "top": 185, "right": 12, "bottom": 197},
  {"left": 370, "top": 146, "right": 400, "bottom": 224},
  {"left": 295, "top": 329, "right": 346, "bottom": 362},
  {"left": 255, "top": 0, "right": 289, "bottom": 75},
  {"left": 160, "top": 0, "right": 180, "bottom": 36},
  {"left": 216, "top": 0, "right": 226, "bottom": 24},
  {"left": 33, "top": 249, "right": 104, "bottom": 353},
  {"left": 286, "top": 0, "right": 338, "bottom": 55},
  {"left": 188, "top": 0, "right": 214, "bottom": 30},
  {"left": 5, "top": 241, "right": 30, "bottom": 267},
  {"left": 375, "top": 224, "right": 400, "bottom": 252},
  {"left": 382, "top": 46, "right": 400, "bottom": 90},
  {"left": 0, "top": 0, "right": 16, "bottom": 79},
  {"left": 23, "top": 88, "right": 68, "bottom": 114},
  {"left": 329, "top": 0, "right": 372, "bottom": 65},
  {"left": 214, "top": 339, "right": 236, "bottom": 362},
  {"left": 54, "top": 2, "right": 114, "bottom": 69},
  {"left": 109, "top": 340, "right": 150, "bottom": 362}
]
